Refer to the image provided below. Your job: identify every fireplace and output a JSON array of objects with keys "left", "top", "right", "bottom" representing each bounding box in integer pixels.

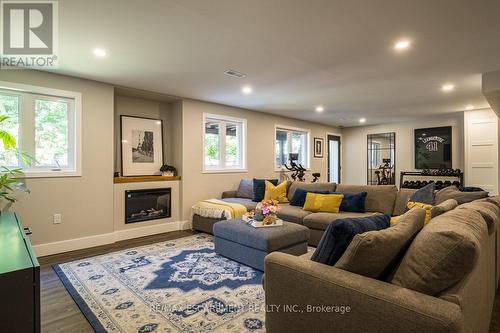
[{"left": 125, "top": 188, "right": 171, "bottom": 224}]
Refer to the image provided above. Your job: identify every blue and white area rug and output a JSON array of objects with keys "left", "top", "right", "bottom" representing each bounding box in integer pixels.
[{"left": 54, "top": 234, "right": 266, "bottom": 333}]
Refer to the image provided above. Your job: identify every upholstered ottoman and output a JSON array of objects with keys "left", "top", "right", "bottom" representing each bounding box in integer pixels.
[{"left": 213, "top": 219, "right": 310, "bottom": 271}]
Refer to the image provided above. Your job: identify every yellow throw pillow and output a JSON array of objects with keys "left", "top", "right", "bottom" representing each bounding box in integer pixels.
[
  {"left": 303, "top": 192, "right": 344, "bottom": 213},
  {"left": 390, "top": 215, "right": 401, "bottom": 226},
  {"left": 407, "top": 201, "right": 432, "bottom": 224},
  {"left": 264, "top": 180, "right": 289, "bottom": 203}
]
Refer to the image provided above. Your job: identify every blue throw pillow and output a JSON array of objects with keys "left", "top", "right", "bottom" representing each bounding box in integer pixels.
[
  {"left": 338, "top": 192, "right": 367, "bottom": 213},
  {"left": 311, "top": 214, "right": 390, "bottom": 266},
  {"left": 252, "top": 178, "right": 278, "bottom": 202},
  {"left": 290, "top": 188, "right": 330, "bottom": 207}
]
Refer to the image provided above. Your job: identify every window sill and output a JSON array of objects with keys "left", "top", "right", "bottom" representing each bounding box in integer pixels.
[
  {"left": 202, "top": 168, "right": 248, "bottom": 174},
  {"left": 16, "top": 170, "right": 82, "bottom": 178}
]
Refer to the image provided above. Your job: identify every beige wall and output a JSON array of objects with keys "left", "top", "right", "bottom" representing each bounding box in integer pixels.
[
  {"left": 180, "top": 99, "right": 341, "bottom": 220},
  {"left": 114, "top": 95, "right": 176, "bottom": 173},
  {"left": 342, "top": 113, "right": 464, "bottom": 185},
  {"left": 1, "top": 70, "right": 115, "bottom": 246}
]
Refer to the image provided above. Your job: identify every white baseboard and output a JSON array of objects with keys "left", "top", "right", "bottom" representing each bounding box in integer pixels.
[{"left": 33, "top": 220, "right": 191, "bottom": 257}]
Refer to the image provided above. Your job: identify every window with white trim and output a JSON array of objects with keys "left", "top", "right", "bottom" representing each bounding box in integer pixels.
[
  {"left": 203, "top": 113, "right": 246, "bottom": 172},
  {"left": 0, "top": 82, "right": 81, "bottom": 177},
  {"left": 275, "top": 126, "right": 310, "bottom": 169}
]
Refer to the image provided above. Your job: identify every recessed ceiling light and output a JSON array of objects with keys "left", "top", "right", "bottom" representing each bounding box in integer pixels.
[
  {"left": 359, "top": 118, "right": 366, "bottom": 123},
  {"left": 315, "top": 106, "right": 324, "bottom": 112},
  {"left": 441, "top": 84, "right": 455, "bottom": 92},
  {"left": 242, "top": 86, "right": 253, "bottom": 94},
  {"left": 465, "top": 105, "right": 474, "bottom": 110},
  {"left": 394, "top": 40, "right": 411, "bottom": 50},
  {"left": 93, "top": 48, "right": 107, "bottom": 57}
]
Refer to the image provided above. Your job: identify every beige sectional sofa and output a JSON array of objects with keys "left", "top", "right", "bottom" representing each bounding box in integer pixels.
[
  {"left": 192, "top": 181, "right": 412, "bottom": 246},
  {"left": 264, "top": 196, "right": 500, "bottom": 333}
]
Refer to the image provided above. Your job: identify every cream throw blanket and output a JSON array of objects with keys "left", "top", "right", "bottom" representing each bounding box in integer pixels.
[{"left": 191, "top": 199, "right": 247, "bottom": 220}]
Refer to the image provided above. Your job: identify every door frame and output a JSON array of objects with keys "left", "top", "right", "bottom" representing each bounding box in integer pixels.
[{"left": 326, "top": 132, "right": 342, "bottom": 183}]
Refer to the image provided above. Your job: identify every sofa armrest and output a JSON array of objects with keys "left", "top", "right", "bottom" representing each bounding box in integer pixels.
[
  {"left": 221, "top": 190, "right": 238, "bottom": 199},
  {"left": 264, "top": 252, "right": 462, "bottom": 333}
]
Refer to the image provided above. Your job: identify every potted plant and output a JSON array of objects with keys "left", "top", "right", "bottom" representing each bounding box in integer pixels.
[
  {"left": 160, "top": 164, "right": 176, "bottom": 177},
  {"left": 0, "top": 115, "right": 33, "bottom": 212}
]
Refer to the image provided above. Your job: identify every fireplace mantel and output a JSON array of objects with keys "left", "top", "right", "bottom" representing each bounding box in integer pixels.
[{"left": 114, "top": 175, "right": 181, "bottom": 184}]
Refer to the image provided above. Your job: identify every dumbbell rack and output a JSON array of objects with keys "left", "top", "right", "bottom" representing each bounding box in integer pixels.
[{"left": 400, "top": 171, "right": 464, "bottom": 190}]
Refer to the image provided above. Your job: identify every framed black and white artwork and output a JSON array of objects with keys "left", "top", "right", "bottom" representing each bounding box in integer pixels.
[
  {"left": 414, "top": 126, "right": 452, "bottom": 169},
  {"left": 314, "top": 137, "right": 324, "bottom": 158},
  {"left": 121, "top": 115, "right": 163, "bottom": 176}
]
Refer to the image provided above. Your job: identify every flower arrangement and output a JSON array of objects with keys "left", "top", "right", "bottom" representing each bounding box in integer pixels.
[
  {"left": 243, "top": 199, "right": 281, "bottom": 225},
  {"left": 260, "top": 199, "right": 280, "bottom": 216}
]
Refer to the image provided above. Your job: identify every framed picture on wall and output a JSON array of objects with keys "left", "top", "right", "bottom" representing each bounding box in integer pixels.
[
  {"left": 121, "top": 115, "right": 164, "bottom": 176},
  {"left": 314, "top": 137, "right": 324, "bottom": 158},
  {"left": 414, "top": 126, "right": 452, "bottom": 169}
]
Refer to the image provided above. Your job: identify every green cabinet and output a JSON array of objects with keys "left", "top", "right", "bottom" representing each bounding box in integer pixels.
[{"left": 0, "top": 212, "right": 40, "bottom": 333}]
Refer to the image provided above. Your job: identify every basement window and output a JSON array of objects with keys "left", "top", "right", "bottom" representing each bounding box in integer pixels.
[
  {"left": 275, "top": 126, "right": 310, "bottom": 170},
  {"left": 203, "top": 113, "right": 246, "bottom": 173},
  {"left": 0, "top": 81, "right": 82, "bottom": 177}
]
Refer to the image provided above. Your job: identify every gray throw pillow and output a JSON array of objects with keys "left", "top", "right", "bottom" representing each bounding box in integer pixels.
[
  {"left": 335, "top": 208, "right": 425, "bottom": 279},
  {"left": 390, "top": 208, "right": 485, "bottom": 296},
  {"left": 435, "top": 186, "right": 488, "bottom": 205},
  {"left": 430, "top": 199, "right": 458, "bottom": 218},
  {"left": 236, "top": 179, "right": 253, "bottom": 199},
  {"left": 407, "top": 182, "right": 435, "bottom": 208}
]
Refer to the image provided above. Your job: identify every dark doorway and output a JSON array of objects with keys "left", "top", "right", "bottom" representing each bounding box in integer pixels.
[{"left": 327, "top": 135, "right": 341, "bottom": 183}]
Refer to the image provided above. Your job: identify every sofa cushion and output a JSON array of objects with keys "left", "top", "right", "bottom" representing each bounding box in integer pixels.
[
  {"left": 289, "top": 188, "right": 330, "bottom": 207},
  {"left": 287, "top": 182, "right": 336, "bottom": 202},
  {"left": 303, "top": 212, "right": 381, "bottom": 231},
  {"left": 431, "top": 199, "right": 458, "bottom": 218},
  {"left": 253, "top": 178, "right": 278, "bottom": 202},
  {"left": 236, "top": 179, "right": 254, "bottom": 199},
  {"left": 390, "top": 208, "right": 486, "bottom": 296},
  {"left": 339, "top": 192, "right": 367, "bottom": 213},
  {"left": 435, "top": 186, "right": 488, "bottom": 205},
  {"left": 336, "top": 184, "right": 398, "bottom": 215},
  {"left": 393, "top": 188, "right": 417, "bottom": 216},
  {"left": 336, "top": 208, "right": 426, "bottom": 279},
  {"left": 311, "top": 214, "right": 390, "bottom": 266},
  {"left": 456, "top": 200, "right": 499, "bottom": 234},
  {"left": 276, "top": 204, "right": 312, "bottom": 224},
  {"left": 221, "top": 198, "right": 258, "bottom": 211}
]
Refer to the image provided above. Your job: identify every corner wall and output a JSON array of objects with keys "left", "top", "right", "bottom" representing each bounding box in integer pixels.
[
  {"left": 342, "top": 113, "right": 464, "bottom": 185},
  {"left": 180, "top": 99, "right": 342, "bottom": 220}
]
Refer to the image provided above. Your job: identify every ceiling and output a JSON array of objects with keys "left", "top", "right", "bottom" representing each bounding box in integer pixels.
[{"left": 50, "top": 0, "right": 500, "bottom": 126}]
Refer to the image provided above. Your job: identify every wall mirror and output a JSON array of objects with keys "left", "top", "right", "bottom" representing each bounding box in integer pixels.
[{"left": 367, "top": 132, "right": 396, "bottom": 185}]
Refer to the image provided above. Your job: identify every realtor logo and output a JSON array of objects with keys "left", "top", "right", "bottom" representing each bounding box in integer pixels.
[{"left": 1, "top": 0, "right": 58, "bottom": 68}]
